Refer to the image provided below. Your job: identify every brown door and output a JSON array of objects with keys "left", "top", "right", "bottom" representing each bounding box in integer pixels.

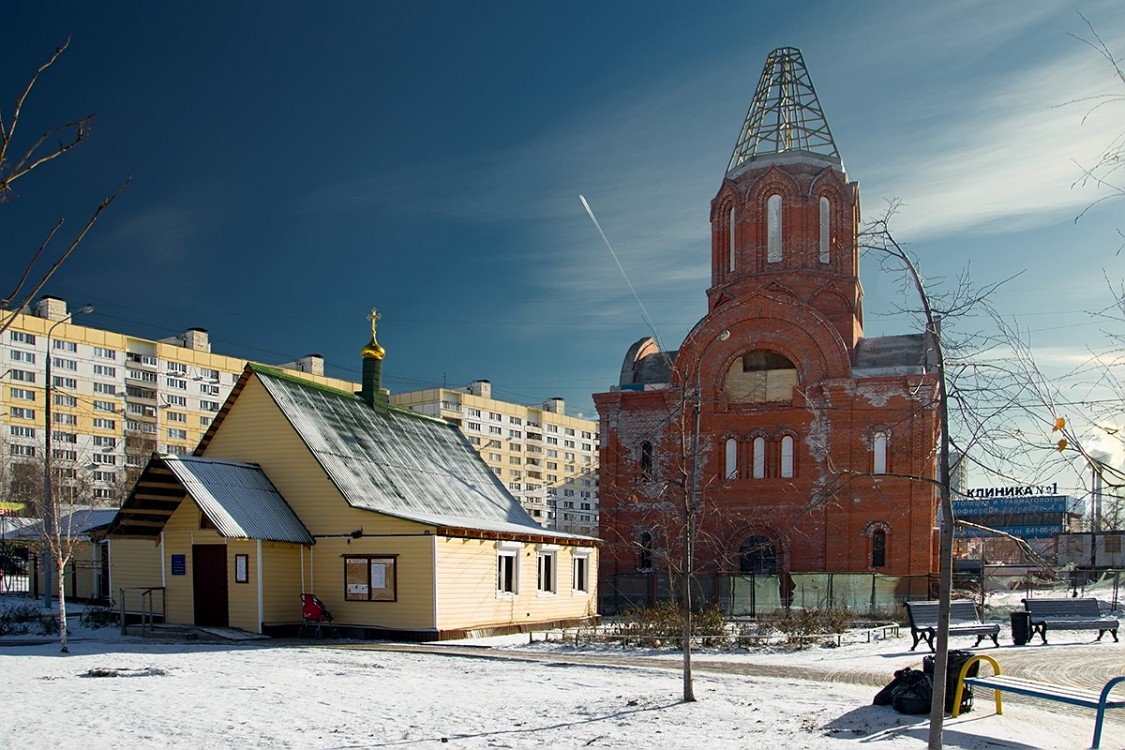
[{"left": 192, "top": 545, "right": 229, "bottom": 627}]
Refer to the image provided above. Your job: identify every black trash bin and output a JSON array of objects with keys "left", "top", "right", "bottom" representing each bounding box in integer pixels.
[
  {"left": 923, "top": 649, "right": 979, "bottom": 713},
  {"left": 1010, "top": 610, "right": 1030, "bottom": 646}
]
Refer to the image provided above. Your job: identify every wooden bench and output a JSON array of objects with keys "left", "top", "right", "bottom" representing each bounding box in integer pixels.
[
  {"left": 1023, "top": 597, "right": 1119, "bottom": 645},
  {"left": 904, "top": 600, "right": 999, "bottom": 652},
  {"left": 951, "top": 653, "right": 1125, "bottom": 750}
]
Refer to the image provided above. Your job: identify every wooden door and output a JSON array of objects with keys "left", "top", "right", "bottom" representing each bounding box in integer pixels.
[{"left": 192, "top": 544, "right": 229, "bottom": 627}]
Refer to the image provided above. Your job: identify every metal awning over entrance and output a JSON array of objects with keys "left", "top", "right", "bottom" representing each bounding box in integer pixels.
[{"left": 108, "top": 455, "right": 312, "bottom": 544}]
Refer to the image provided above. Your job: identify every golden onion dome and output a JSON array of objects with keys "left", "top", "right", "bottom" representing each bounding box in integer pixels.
[{"left": 361, "top": 308, "right": 386, "bottom": 360}]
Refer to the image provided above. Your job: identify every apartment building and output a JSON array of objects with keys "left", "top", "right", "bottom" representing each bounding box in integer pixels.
[
  {"left": 390, "top": 380, "right": 599, "bottom": 537},
  {"left": 1, "top": 296, "right": 356, "bottom": 513}
]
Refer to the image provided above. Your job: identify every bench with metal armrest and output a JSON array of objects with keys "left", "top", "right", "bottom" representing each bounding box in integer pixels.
[
  {"left": 904, "top": 600, "right": 999, "bottom": 652},
  {"left": 952, "top": 653, "right": 1125, "bottom": 750}
]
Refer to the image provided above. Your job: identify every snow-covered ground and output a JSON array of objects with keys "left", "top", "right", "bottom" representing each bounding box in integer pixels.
[{"left": 1, "top": 596, "right": 1123, "bottom": 749}]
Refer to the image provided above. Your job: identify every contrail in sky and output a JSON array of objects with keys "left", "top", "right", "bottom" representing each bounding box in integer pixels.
[{"left": 579, "top": 194, "right": 668, "bottom": 355}]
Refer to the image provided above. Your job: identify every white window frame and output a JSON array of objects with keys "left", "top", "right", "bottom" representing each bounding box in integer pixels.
[
  {"left": 537, "top": 544, "right": 559, "bottom": 595},
  {"left": 572, "top": 549, "right": 592, "bottom": 594},
  {"left": 496, "top": 541, "right": 521, "bottom": 596}
]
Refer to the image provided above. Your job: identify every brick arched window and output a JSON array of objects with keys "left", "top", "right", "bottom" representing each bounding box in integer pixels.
[
  {"left": 752, "top": 436, "right": 766, "bottom": 479},
  {"left": 724, "top": 437, "right": 738, "bottom": 480},
  {"left": 871, "top": 528, "right": 887, "bottom": 568},
  {"left": 819, "top": 196, "right": 830, "bottom": 264},
  {"left": 638, "top": 531, "right": 654, "bottom": 571},
  {"left": 780, "top": 435, "right": 795, "bottom": 478},
  {"left": 872, "top": 431, "right": 888, "bottom": 475},
  {"left": 729, "top": 205, "right": 736, "bottom": 272},
  {"left": 767, "top": 194, "right": 782, "bottom": 262},
  {"left": 640, "top": 441, "right": 653, "bottom": 479}
]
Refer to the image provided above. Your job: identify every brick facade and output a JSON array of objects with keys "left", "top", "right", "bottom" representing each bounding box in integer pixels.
[{"left": 595, "top": 52, "right": 940, "bottom": 595}]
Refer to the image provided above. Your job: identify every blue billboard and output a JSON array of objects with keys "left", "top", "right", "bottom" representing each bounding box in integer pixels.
[{"left": 953, "top": 495, "right": 1083, "bottom": 517}]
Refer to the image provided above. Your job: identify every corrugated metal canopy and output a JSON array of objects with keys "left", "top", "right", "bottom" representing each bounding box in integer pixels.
[
  {"left": 163, "top": 456, "right": 312, "bottom": 543},
  {"left": 10, "top": 508, "right": 118, "bottom": 541},
  {"left": 255, "top": 367, "right": 592, "bottom": 541},
  {"left": 108, "top": 455, "right": 312, "bottom": 543}
]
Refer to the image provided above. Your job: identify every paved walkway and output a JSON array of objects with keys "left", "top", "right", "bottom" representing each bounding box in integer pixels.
[{"left": 318, "top": 630, "right": 1125, "bottom": 735}]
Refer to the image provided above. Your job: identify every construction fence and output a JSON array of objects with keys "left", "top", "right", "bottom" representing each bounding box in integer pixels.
[{"left": 601, "top": 567, "right": 1125, "bottom": 617}]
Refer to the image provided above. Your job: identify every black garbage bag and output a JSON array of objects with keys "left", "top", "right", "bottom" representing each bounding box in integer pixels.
[
  {"left": 874, "top": 667, "right": 920, "bottom": 706},
  {"left": 923, "top": 649, "right": 979, "bottom": 714},
  {"left": 890, "top": 670, "right": 933, "bottom": 715},
  {"left": 874, "top": 667, "right": 933, "bottom": 714}
]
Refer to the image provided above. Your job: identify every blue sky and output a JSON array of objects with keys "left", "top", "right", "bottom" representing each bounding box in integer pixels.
[{"left": 3, "top": 1, "right": 1123, "bottom": 438}]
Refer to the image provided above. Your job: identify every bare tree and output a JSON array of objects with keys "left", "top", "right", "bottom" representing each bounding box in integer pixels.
[
  {"left": 1068, "top": 13, "right": 1125, "bottom": 249},
  {"left": 0, "top": 38, "right": 129, "bottom": 338},
  {"left": 859, "top": 209, "right": 1039, "bottom": 750},
  {"left": 2, "top": 40, "right": 129, "bottom": 652}
]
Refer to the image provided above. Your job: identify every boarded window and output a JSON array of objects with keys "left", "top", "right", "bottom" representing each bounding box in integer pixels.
[{"left": 724, "top": 351, "right": 797, "bottom": 403}]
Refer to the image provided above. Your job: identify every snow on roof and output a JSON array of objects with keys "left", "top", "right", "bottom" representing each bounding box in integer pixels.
[{"left": 254, "top": 366, "right": 593, "bottom": 542}]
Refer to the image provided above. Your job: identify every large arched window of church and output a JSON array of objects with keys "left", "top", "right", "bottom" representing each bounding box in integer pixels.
[
  {"left": 724, "top": 350, "right": 798, "bottom": 403},
  {"left": 767, "top": 194, "right": 782, "bottom": 262},
  {"left": 780, "top": 435, "right": 794, "bottom": 478},
  {"left": 819, "top": 196, "right": 830, "bottom": 264},
  {"left": 752, "top": 436, "right": 765, "bottom": 479},
  {"left": 739, "top": 535, "right": 776, "bottom": 574},
  {"left": 728, "top": 206, "right": 736, "bottom": 272},
  {"left": 872, "top": 431, "right": 888, "bottom": 475},
  {"left": 724, "top": 437, "right": 738, "bottom": 479}
]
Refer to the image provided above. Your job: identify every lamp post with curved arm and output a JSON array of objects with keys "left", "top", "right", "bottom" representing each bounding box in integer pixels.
[{"left": 41, "top": 304, "right": 93, "bottom": 608}]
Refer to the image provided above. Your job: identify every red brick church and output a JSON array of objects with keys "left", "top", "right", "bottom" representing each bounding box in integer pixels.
[{"left": 594, "top": 48, "right": 940, "bottom": 609}]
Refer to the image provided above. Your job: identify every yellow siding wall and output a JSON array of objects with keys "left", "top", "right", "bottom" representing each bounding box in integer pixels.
[
  {"left": 67, "top": 540, "right": 100, "bottom": 600},
  {"left": 436, "top": 539, "right": 598, "bottom": 631},
  {"left": 109, "top": 538, "right": 163, "bottom": 612},
  {"left": 224, "top": 538, "right": 258, "bottom": 632},
  {"left": 263, "top": 542, "right": 303, "bottom": 625},
  {"left": 303, "top": 537, "right": 435, "bottom": 630}
]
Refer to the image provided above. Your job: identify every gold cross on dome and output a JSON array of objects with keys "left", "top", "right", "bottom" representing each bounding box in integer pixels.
[{"left": 368, "top": 308, "right": 381, "bottom": 337}]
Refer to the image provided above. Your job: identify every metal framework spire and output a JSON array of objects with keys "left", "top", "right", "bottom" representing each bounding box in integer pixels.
[{"left": 727, "top": 47, "right": 840, "bottom": 175}]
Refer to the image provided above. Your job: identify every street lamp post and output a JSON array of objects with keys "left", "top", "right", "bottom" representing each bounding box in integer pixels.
[{"left": 41, "top": 304, "right": 93, "bottom": 608}]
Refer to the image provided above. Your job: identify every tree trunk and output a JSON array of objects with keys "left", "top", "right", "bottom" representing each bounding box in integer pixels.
[{"left": 55, "top": 553, "right": 69, "bottom": 653}]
